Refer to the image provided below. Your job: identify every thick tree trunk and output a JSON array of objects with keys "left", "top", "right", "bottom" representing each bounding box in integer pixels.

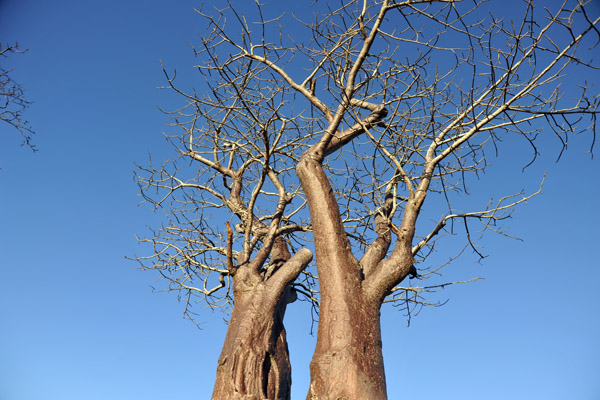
[
  {"left": 212, "top": 284, "right": 296, "bottom": 400},
  {"left": 307, "top": 288, "right": 386, "bottom": 399},
  {"left": 211, "top": 214, "right": 311, "bottom": 400},
  {"left": 298, "top": 156, "right": 391, "bottom": 399}
]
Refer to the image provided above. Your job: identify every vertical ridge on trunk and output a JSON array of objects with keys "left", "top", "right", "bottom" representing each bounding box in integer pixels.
[{"left": 213, "top": 286, "right": 296, "bottom": 400}]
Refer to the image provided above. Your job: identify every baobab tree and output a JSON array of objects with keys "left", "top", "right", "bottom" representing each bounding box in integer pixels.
[
  {"left": 0, "top": 42, "right": 35, "bottom": 150},
  {"left": 135, "top": 0, "right": 599, "bottom": 398}
]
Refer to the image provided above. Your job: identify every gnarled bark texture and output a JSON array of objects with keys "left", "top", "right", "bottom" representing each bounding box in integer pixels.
[
  {"left": 212, "top": 283, "right": 296, "bottom": 400},
  {"left": 212, "top": 238, "right": 313, "bottom": 400}
]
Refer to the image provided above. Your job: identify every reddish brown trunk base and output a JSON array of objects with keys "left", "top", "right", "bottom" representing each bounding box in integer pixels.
[
  {"left": 306, "top": 295, "right": 387, "bottom": 400},
  {"left": 212, "top": 286, "right": 295, "bottom": 400}
]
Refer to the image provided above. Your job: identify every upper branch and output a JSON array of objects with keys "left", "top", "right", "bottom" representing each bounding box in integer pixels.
[{"left": 0, "top": 42, "right": 35, "bottom": 150}]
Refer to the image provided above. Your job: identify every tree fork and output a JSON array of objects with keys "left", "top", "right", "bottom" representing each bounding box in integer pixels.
[
  {"left": 298, "top": 156, "right": 393, "bottom": 399},
  {"left": 213, "top": 224, "right": 312, "bottom": 399}
]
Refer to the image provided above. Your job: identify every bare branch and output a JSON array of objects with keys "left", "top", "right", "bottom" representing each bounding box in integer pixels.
[{"left": 1, "top": 42, "right": 35, "bottom": 151}]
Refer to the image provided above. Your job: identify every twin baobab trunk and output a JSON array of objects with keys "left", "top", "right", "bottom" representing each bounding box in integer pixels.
[
  {"left": 298, "top": 154, "right": 416, "bottom": 400},
  {"left": 212, "top": 281, "right": 295, "bottom": 400},
  {"left": 212, "top": 237, "right": 313, "bottom": 400}
]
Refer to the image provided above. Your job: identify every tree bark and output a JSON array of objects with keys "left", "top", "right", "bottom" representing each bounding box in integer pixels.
[
  {"left": 307, "top": 286, "right": 387, "bottom": 399},
  {"left": 212, "top": 281, "right": 296, "bottom": 400},
  {"left": 212, "top": 233, "right": 312, "bottom": 400},
  {"left": 298, "top": 156, "right": 384, "bottom": 399},
  {"left": 298, "top": 154, "right": 412, "bottom": 400}
]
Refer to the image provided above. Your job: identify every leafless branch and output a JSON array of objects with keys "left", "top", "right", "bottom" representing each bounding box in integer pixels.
[{"left": 1, "top": 42, "right": 35, "bottom": 151}]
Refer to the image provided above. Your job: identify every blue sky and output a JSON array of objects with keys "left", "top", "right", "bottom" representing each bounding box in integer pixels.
[{"left": 1, "top": 0, "right": 599, "bottom": 399}]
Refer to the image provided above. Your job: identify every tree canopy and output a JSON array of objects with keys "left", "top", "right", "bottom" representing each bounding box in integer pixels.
[{"left": 135, "top": 1, "right": 599, "bottom": 398}]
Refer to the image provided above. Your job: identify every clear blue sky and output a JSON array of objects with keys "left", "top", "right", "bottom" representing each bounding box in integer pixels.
[{"left": 1, "top": 0, "right": 598, "bottom": 399}]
